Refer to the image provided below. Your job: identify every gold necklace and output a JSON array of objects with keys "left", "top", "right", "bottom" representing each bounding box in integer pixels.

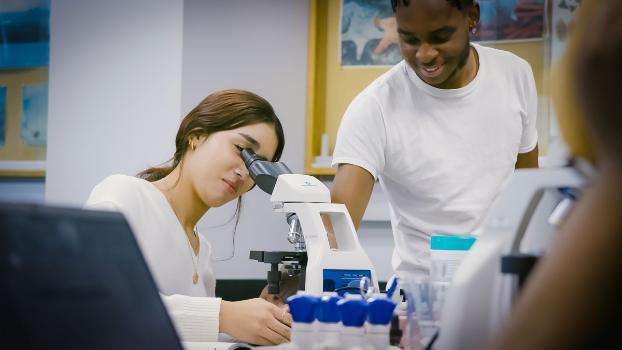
[
  {"left": 184, "top": 228, "right": 200, "bottom": 284},
  {"left": 159, "top": 187, "right": 201, "bottom": 285}
]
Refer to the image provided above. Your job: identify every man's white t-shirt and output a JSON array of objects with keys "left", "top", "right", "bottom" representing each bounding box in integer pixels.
[
  {"left": 332, "top": 44, "right": 538, "bottom": 277},
  {"left": 86, "top": 174, "right": 221, "bottom": 342}
]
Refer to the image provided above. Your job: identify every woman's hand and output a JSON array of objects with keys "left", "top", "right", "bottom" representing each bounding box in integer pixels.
[{"left": 219, "top": 298, "right": 292, "bottom": 345}]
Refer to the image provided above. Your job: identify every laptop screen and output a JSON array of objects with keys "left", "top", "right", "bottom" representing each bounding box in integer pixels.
[{"left": 0, "top": 203, "right": 183, "bottom": 350}]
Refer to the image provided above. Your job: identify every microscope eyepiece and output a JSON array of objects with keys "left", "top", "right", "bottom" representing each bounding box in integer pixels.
[
  {"left": 241, "top": 148, "right": 263, "bottom": 169},
  {"left": 240, "top": 148, "right": 292, "bottom": 194}
]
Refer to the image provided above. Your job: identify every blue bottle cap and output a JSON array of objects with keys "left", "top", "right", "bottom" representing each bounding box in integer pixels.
[
  {"left": 286, "top": 294, "right": 319, "bottom": 324},
  {"left": 386, "top": 275, "right": 399, "bottom": 299},
  {"left": 337, "top": 298, "right": 367, "bottom": 327},
  {"left": 367, "top": 297, "right": 397, "bottom": 325},
  {"left": 316, "top": 294, "right": 342, "bottom": 323}
]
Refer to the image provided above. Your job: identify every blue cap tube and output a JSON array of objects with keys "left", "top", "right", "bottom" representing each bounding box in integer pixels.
[
  {"left": 317, "top": 294, "right": 342, "bottom": 323},
  {"left": 337, "top": 298, "right": 368, "bottom": 327},
  {"left": 287, "top": 294, "right": 319, "bottom": 324},
  {"left": 316, "top": 294, "right": 342, "bottom": 349},
  {"left": 368, "top": 297, "right": 397, "bottom": 325},
  {"left": 337, "top": 298, "right": 368, "bottom": 349},
  {"left": 367, "top": 296, "right": 397, "bottom": 350},
  {"left": 287, "top": 294, "right": 320, "bottom": 349}
]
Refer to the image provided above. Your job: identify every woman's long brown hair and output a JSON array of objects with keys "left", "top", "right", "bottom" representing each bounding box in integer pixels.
[{"left": 137, "top": 89, "right": 285, "bottom": 260}]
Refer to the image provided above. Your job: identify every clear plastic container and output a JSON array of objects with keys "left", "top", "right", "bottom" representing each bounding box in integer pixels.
[
  {"left": 399, "top": 276, "right": 448, "bottom": 349},
  {"left": 430, "top": 235, "right": 477, "bottom": 283}
]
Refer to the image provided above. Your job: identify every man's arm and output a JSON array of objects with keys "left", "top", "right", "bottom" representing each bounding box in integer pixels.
[
  {"left": 515, "top": 144, "right": 539, "bottom": 169},
  {"left": 331, "top": 164, "right": 376, "bottom": 231}
]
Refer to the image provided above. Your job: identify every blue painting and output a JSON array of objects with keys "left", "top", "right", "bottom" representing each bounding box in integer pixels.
[
  {"left": 0, "top": 0, "right": 50, "bottom": 69},
  {"left": 0, "top": 86, "right": 6, "bottom": 146},
  {"left": 341, "top": 0, "right": 401, "bottom": 66},
  {"left": 340, "top": 0, "right": 545, "bottom": 67},
  {"left": 474, "top": 0, "right": 544, "bottom": 42},
  {"left": 21, "top": 84, "right": 48, "bottom": 147}
]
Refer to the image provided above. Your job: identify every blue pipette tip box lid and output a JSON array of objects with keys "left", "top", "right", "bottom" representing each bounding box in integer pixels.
[
  {"left": 337, "top": 298, "right": 368, "bottom": 327},
  {"left": 317, "top": 294, "right": 342, "bottom": 323},
  {"left": 287, "top": 294, "right": 319, "bottom": 324},
  {"left": 367, "top": 297, "right": 397, "bottom": 325}
]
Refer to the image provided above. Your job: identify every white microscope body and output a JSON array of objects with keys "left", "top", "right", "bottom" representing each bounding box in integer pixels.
[{"left": 270, "top": 174, "right": 379, "bottom": 295}]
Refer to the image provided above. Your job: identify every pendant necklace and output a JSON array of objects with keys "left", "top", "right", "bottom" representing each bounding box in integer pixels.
[{"left": 185, "top": 228, "right": 200, "bottom": 284}]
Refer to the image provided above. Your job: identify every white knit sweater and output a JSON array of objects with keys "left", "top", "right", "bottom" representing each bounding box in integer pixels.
[{"left": 85, "top": 174, "right": 221, "bottom": 342}]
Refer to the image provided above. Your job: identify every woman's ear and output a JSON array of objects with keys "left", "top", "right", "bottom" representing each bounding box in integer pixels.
[
  {"left": 468, "top": 2, "right": 480, "bottom": 28},
  {"left": 188, "top": 138, "right": 196, "bottom": 151},
  {"left": 188, "top": 135, "right": 207, "bottom": 151}
]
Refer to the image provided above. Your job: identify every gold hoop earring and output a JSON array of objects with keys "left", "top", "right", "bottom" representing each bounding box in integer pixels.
[{"left": 188, "top": 139, "right": 195, "bottom": 151}]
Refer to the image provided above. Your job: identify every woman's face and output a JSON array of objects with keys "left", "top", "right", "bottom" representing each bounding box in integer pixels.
[{"left": 185, "top": 122, "right": 279, "bottom": 208}]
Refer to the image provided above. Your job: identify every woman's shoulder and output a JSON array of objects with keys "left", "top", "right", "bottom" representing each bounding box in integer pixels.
[
  {"left": 86, "top": 174, "right": 152, "bottom": 208},
  {"left": 94, "top": 174, "right": 147, "bottom": 192}
]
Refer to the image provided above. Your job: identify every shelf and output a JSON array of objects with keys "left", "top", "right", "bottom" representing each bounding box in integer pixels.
[{"left": 306, "top": 166, "right": 335, "bottom": 176}]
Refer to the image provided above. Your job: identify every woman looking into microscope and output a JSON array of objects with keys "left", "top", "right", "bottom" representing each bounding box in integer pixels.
[{"left": 86, "top": 89, "right": 292, "bottom": 345}]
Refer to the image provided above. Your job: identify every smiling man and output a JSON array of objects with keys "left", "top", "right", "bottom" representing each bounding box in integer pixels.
[{"left": 331, "top": 0, "right": 539, "bottom": 279}]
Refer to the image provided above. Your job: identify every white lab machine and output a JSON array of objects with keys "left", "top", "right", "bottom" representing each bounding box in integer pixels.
[
  {"left": 437, "top": 165, "right": 588, "bottom": 349},
  {"left": 242, "top": 149, "right": 379, "bottom": 296}
]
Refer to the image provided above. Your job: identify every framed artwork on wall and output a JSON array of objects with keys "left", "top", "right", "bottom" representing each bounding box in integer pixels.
[
  {"left": 0, "top": 0, "right": 50, "bottom": 177},
  {"left": 340, "top": 0, "right": 399, "bottom": 67},
  {"left": 474, "top": 0, "right": 545, "bottom": 42}
]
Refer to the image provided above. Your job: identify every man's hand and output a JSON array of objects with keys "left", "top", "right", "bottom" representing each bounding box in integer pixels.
[{"left": 219, "top": 298, "right": 292, "bottom": 345}]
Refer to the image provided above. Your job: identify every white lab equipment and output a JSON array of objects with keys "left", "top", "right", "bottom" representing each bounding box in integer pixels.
[
  {"left": 242, "top": 149, "right": 379, "bottom": 296},
  {"left": 437, "top": 166, "right": 587, "bottom": 349}
]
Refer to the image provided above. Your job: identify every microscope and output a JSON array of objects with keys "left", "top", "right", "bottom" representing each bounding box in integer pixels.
[{"left": 241, "top": 149, "right": 379, "bottom": 296}]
